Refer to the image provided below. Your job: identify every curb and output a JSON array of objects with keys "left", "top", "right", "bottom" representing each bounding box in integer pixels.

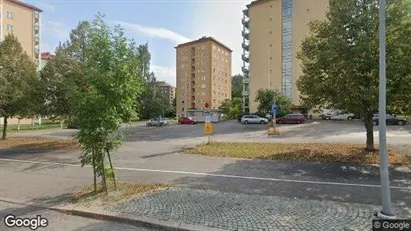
[{"left": 0, "top": 197, "right": 224, "bottom": 231}]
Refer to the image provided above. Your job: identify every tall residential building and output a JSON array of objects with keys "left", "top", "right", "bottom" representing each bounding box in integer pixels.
[
  {"left": 0, "top": 0, "right": 42, "bottom": 70},
  {"left": 175, "top": 36, "right": 232, "bottom": 116},
  {"left": 242, "top": 0, "right": 329, "bottom": 114},
  {"left": 157, "top": 81, "right": 176, "bottom": 105}
]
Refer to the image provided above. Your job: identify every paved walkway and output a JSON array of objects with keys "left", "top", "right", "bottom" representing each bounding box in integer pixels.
[{"left": 111, "top": 188, "right": 410, "bottom": 231}]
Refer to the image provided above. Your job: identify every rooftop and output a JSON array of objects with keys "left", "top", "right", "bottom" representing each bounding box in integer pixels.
[
  {"left": 175, "top": 36, "right": 232, "bottom": 52},
  {"left": 246, "top": 0, "right": 272, "bottom": 9},
  {"left": 157, "top": 81, "right": 175, "bottom": 88},
  {"left": 6, "top": 0, "right": 43, "bottom": 12}
]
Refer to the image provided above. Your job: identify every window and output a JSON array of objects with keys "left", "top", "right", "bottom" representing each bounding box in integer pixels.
[
  {"left": 6, "top": 24, "right": 14, "bottom": 32},
  {"left": 6, "top": 12, "right": 14, "bottom": 19},
  {"left": 270, "top": 17, "right": 272, "bottom": 21},
  {"left": 181, "top": 64, "right": 185, "bottom": 68},
  {"left": 213, "top": 45, "right": 216, "bottom": 50},
  {"left": 201, "top": 84, "right": 206, "bottom": 88}
]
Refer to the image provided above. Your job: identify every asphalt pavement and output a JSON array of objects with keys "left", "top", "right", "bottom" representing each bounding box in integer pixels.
[
  {"left": 1, "top": 119, "right": 410, "bottom": 228},
  {"left": 0, "top": 201, "right": 158, "bottom": 231}
]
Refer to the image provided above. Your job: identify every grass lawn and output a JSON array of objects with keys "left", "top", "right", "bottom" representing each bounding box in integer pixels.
[
  {"left": 0, "top": 137, "right": 80, "bottom": 150},
  {"left": 184, "top": 142, "right": 411, "bottom": 166},
  {"left": 71, "top": 181, "right": 167, "bottom": 208},
  {"left": 2, "top": 119, "right": 66, "bottom": 132}
]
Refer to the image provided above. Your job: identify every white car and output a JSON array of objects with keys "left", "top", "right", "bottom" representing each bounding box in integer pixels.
[
  {"left": 323, "top": 109, "right": 355, "bottom": 120},
  {"left": 241, "top": 115, "right": 269, "bottom": 124},
  {"left": 146, "top": 118, "right": 169, "bottom": 126}
]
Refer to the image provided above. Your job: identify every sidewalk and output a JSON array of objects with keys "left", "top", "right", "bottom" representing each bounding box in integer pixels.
[{"left": 107, "top": 187, "right": 410, "bottom": 231}]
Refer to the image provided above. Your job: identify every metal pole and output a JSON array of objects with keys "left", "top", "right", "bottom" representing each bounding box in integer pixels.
[{"left": 377, "top": 0, "right": 395, "bottom": 218}]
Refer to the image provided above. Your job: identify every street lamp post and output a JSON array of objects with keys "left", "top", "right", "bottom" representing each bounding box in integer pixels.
[{"left": 377, "top": 0, "right": 395, "bottom": 219}]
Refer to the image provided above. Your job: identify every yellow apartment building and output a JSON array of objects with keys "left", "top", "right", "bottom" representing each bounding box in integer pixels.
[
  {"left": 157, "top": 81, "right": 176, "bottom": 105},
  {"left": 242, "top": 0, "right": 329, "bottom": 114},
  {"left": 175, "top": 36, "right": 232, "bottom": 116},
  {"left": 1, "top": 0, "right": 42, "bottom": 70},
  {"left": 0, "top": 0, "right": 42, "bottom": 126}
]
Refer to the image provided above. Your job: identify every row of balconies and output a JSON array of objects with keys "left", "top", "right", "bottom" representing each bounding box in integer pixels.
[{"left": 242, "top": 8, "right": 250, "bottom": 101}]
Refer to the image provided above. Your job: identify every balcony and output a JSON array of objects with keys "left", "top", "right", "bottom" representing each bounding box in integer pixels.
[
  {"left": 34, "top": 48, "right": 40, "bottom": 55},
  {"left": 191, "top": 103, "right": 196, "bottom": 108},
  {"left": 243, "top": 9, "right": 249, "bottom": 17},
  {"left": 191, "top": 66, "right": 195, "bottom": 72},
  {"left": 34, "top": 25, "right": 40, "bottom": 31},
  {"left": 242, "top": 78, "right": 249, "bottom": 84},
  {"left": 242, "top": 54, "right": 249, "bottom": 63},
  {"left": 242, "top": 90, "right": 249, "bottom": 96},
  {"left": 242, "top": 18, "right": 249, "bottom": 28},
  {"left": 242, "top": 66, "right": 249, "bottom": 74},
  {"left": 34, "top": 37, "right": 39, "bottom": 43},
  {"left": 242, "top": 30, "right": 249, "bottom": 40},
  {"left": 242, "top": 42, "right": 249, "bottom": 51},
  {"left": 191, "top": 73, "right": 195, "bottom": 80}
]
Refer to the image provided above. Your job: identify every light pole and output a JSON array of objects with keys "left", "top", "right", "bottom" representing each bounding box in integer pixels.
[{"left": 377, "top": 0, "right": 395, "bottom": 219}]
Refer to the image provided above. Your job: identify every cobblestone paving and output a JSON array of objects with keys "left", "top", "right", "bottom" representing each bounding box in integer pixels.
[{"left": 111, "top": 188, "right": 410, "bottom": 231}]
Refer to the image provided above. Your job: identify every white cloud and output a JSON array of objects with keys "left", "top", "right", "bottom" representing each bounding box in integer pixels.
[
  {"left": 192, "top": 0, "right": 251, "bottom": 76},
  {"left": 36, "top": 1, "right": 56, "bottom": 13},
  {"left": 43, "top": 20, "right": 68, "bottom": 39},
  {"left": 151, "top": 65, "right": 176, "bottom": 87},
  {"left": 113, "top": 21, "right": 191, "bottom": 45}
]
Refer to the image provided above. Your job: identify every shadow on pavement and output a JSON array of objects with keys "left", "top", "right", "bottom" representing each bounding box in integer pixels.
[{"left": 170, "top": 157, "right": 411, "bottom": 212}]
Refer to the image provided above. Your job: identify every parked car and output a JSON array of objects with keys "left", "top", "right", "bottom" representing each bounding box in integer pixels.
[
  {"left": 146, "top": 118, "right": 169, "bottom": 126},
  {"left": 372, "top": 114, "right": 408, "bottom": 126},
  {"left": 321, "top": 109, "right": 355, "bottom": 120},
  {"left": 178, "top": 116, "right": 197, "bottom": 124},
  {"left": 241, "top": 115, "right": 269, "bottom": 124},
  {"left": 276, "top": 114, "right": 306, "bottom": 124}
]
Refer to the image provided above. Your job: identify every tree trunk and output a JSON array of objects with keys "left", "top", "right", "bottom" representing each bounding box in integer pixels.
[
  {"left": 2, "top": 116, "right": 8, "bottom": 140},
  {"left": 364, "top": 116, "right": 375, "bottom": 151},
  {"left": 92, "top": 151, "right": 97, "bottom": 194},
  {"left": 17, "top": 119, "right": 21, "bottom": 131},
  {"left": 101, "top": 150, "right": 108, "bottom": 195},
  {"left": 60, "top": 120, "right": 64, "bottom": 129},
  {"left": 106, "top": 149, "right": 117, "bottom": 190}
]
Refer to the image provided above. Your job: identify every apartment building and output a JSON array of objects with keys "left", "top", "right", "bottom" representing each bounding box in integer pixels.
[
  {"left": 0, "top": 0, "right": 42, "bottom": 70},
  {"left": 175, "top": 36, "right": 232, "bottom": 116},
  {"left": 40, "top": 52, "right": 55, "bottom": 70},
  {"left": 241, "top": 0, "right": 329, "bottom": 114},
  {"left": 157, "top": 81, "right": 176, "bottom": 105}
]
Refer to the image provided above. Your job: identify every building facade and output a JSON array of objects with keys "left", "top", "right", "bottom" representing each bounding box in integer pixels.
[
  {"left": 242, "top": 0, "right": 329, "bottom": 114},
  {"left": 40, "top": 52, "right": 55, "bottom": 70},
  {"left": 175, "top": 36, "right": 232, "bottom": 116},
  {"left": 0, "top": 0, "right": 42, "bottom": 70},
  {"left": 157, "top": 81, "right": 176, "bottom": 105}
]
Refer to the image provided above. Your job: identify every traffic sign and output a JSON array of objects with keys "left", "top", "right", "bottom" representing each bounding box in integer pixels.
[{"left": 204, "top": 122, "right": 213, "bottom": 135}]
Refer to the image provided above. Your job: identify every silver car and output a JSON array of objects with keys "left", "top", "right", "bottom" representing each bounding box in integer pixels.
[
  {"left": 241, "top": 115, "right": 269, "bottom": 124},
  {"left": 146, "top": 118, "right": 169, "bottom": 126}
]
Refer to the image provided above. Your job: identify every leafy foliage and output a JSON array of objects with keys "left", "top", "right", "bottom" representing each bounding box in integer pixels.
[
  {"left": 0, "top": 34, "right": 41, "bottom": 139},
  {"left": 72, "top": 13, "right": 143, "bottom": 194},
  {"left": 231, "top": 74, "right": 243, "bottom": 99},
  {"left": 254, "top": 89, "right": 292, "bottom": 117},
  {"left": 219, "top": 98, "right": 242, "bottom": 120},
  {"left": 297, "top": 0, "right": 411, "bottom": 150}
]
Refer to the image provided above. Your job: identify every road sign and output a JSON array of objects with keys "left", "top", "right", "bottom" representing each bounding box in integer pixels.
[{"left": 204, "top": 122, "right": 213, "bottom": 135}]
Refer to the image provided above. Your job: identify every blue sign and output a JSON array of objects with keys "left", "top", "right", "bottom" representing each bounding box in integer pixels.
[{"left": 271, "top": 104, "right": 278, "bottom": 115}]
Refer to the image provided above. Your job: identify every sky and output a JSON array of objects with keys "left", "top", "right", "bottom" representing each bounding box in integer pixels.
[{"left": 28, "top": 0, "right": 251, "bottom": 87}]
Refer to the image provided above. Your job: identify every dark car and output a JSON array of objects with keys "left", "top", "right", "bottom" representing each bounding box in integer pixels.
[
  {"left": 372, "top": 114, "right": 407, "bottom": 126},
  {"left": 178, "top": 116, "right": 197, "bottom": 124},
  {"left": 276, "top": 114, "right": 306, "bottom": 124}
]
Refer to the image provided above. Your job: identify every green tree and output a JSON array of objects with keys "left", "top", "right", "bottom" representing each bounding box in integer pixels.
[
  {"left": 254, "top": 89, "right": 292, "bottom": 117},
  {"left": 232, "top": 74, "right": 243, "bottom": 99},
  {"left": 297, "top": 0, "right": 411, "bottom": 151},
  {"left": 219, "top": 98, "right": 242, "bottom": 120},
  {"left": 39, "top": 56, "right": 83, "bottom": 127},
  {"left": 55, "top": 21, "right": 91, "bottom": 63},
  {"left": 74, "top": 13, "right": 143, "bottom": 194},
  {"left": 0, "top": 34, "right": 40, "bottom": 139}
]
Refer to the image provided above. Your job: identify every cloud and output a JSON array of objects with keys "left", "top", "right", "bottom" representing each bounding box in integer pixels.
[
  {"left": 43, "top": 20, "right": 68, "bottom": 39},
  {"left": 192, "top": 0, "right": 250, "bottom": 75},
  {"left": 113, "top": 21, "right": 191, "bottom": 45},
  {"left": 36, "top": 1, "right": 56, "bottom": 13},
  {"left": 151, "top": 65, "right": 176, "bottom": 87}
]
